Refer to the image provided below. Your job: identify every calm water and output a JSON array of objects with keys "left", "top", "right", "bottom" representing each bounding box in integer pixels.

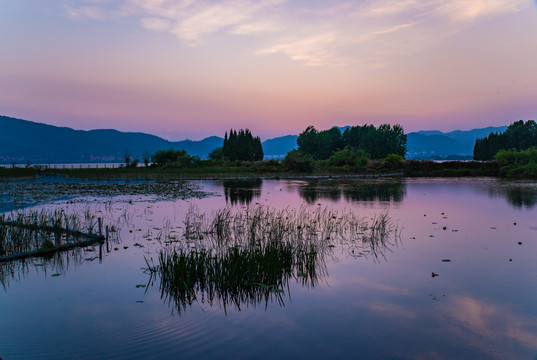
[{"left": 1, "top": 177, "right": 537, "bottom": 359}]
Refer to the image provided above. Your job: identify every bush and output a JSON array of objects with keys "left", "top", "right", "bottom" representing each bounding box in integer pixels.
[
  {"left": 127, "top": 158, "right": 140, "bottom": 168},
  {"left": 383, "top": 154, "right": 403, "bottom": 169},
  {"left": 328, "top": 146, "right": 369, "bottom": 170},
  {"left": 209, "top": 147, "right": 224, "bottom": 161},
  {"left": 152, "top": 149, "right": 197, "bottom": 168},
  {"left": 282, "top": 150, "right": 314, "bottom": 172},
  {"left": 496, "top": 147, "right": 537, "bottom": 178}
]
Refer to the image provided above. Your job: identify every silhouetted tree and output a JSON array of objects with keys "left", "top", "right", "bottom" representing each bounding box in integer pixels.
[
  {"left": 222, "top": 128, "right": 264, "bottom": 161},
  {"left": 298, "top": 124, "right": 406, "bottom": 160},
  {"left": 142, "top": 150, "right": 151, "bottom": 167},
  {"left": 474, "top": 120, "right": 537, "bottom": 160}
]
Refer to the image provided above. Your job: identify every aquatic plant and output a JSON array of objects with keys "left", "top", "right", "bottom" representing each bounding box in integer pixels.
[
  {"left": 0, "top": 208, "right": 107, "bottom": 261},
  {"left": 155, "top": 205, "right": 400, "bottom": 314}
]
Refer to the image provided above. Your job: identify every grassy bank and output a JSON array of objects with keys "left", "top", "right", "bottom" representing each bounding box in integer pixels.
[
  {"left": 0, "top": 167, "right": 37, "bottom": 179},
  {"left": 0, "top": 159, "right": 518, "bottom": 180}
]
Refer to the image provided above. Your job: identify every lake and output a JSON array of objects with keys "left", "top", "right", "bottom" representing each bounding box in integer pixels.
[{"left": 1, "top": 176, "right": 537, "bottom": 359}]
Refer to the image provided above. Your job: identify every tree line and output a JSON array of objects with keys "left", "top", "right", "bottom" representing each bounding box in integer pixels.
[
  {"left": 134, "top": 124, "right": 407, "bottom": 172},
  {"left": 297, "top": 124, "right": 407, "bottom": 160},
  {"left": 474, "top": 120, "right": 537, "bottom": 160},
  {"left": 221, "top": 129, "right": 263, "bottom": 161}
]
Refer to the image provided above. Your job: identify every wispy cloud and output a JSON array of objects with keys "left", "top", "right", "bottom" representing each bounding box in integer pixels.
[
  {"left": 230, "top": 21, "right": 283, "bottom": 35},
  {"left": 436, "top": 0, "right": 523, "bottom": 22},
  {"left": 65, "top": 5, "right": 108, "bottom": 20},
  {"left": 439, "top": 295, "right": 537, "bottom": 355},
  {"left": 62, "top": 0, "right": 530, "bottom": 66},
  {"left": 256, "top": 32, "right": 349, "bottom": 67},
  {"left": 373, "top": 22, "right": 416, "bottom": 35},
  {"left": 140, "top": 17, "right": 173, "bottom": 32}
]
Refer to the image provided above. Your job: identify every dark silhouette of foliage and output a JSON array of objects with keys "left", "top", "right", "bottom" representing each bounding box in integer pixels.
[
  {"left": 208, "top": 147, "right": 224, "bottom": 161},
  {"left": 297, "top": 124, "right": 406, "bottom": 160},
  {"left": 474, "top": 120, "right": 537, "bottom": 160},
  {"left": 282, "top": 150, "right": 314, "bottom": 172},
  {"left": 495, "top": 147, "right": 537, "bottom": 178},
  {"left": 328, "top": 146, "right": 369, "bottom": 169},
  {"left": 123, "top": 149, "right": 132, "bottom": 167},
  {"left": 151, "top": 149, "right": 198, "bottom": 167},
  {"left": 142, "top": 150, "right": 151, "bottom": 167},
  {"left": 342, "top": 124, "right": 406, "bottom": 159},
  {"left": 222, "top": 129, "right": 264, "bottom": 161}
]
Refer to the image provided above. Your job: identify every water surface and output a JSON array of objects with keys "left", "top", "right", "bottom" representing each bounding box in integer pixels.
[{"left": 1, "top": 177, "right": 536, "bottom": 359}]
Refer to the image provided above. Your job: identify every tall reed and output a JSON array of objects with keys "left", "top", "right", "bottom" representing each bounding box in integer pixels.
[{"left": 156, "top": 204, "right": 400, "bottom": 314}]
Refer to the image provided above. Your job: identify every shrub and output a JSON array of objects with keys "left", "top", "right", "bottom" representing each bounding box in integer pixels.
[
  {"left": 282, "top": 150, "right": 314, "bottom": 172},
  {"left": 328, "top": 146, "right": 370, "bottom": 170}
]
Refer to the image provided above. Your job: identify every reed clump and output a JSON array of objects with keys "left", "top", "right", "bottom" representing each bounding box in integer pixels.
[
  {"left": 0, "top": 208, "right": 104, "bottom": 260},
  {"left": 155, "top": 205, "right": 400, "bottom": 314}
]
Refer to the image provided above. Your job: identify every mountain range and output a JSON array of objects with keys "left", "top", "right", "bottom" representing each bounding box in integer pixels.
[{"left": 0, "top": 115, "right": 507, "bottom": 164}]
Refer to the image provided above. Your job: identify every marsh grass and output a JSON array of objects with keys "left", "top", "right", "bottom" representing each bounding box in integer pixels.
[
  {"left": 0, "top": 208, "right": 105, "bottom": 260},
  {"left": 0, "top": 245, "right": 90, "bottom": 290},
  {"left": 155, "top": 205, "right": 400, "bottom": 314}
]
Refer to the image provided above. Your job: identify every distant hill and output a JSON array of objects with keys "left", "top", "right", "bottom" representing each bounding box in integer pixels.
[
  {"left": 406, "top": 126, "right": 507, "bottom": 159},
  {"left": 0, "top": 115, "right": 224, "bottom": 163},
  {"left": 262, "top": 135, "right": 298, "bottom": 159},
  {"left": 0, "top": 115, "right": 508, "bottom": 163}
]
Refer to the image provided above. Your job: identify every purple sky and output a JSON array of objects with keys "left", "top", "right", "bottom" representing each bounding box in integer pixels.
[{"left": 1, "top": 0, "right": 536, "bottom": 140}]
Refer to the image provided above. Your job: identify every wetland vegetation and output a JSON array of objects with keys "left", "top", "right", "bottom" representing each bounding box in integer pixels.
[
  {"left": 1, "top": 176, "right": 537, "bottom": 359},
  {"left": 153, "top": 204, "right": 399, "bottom": 314}
]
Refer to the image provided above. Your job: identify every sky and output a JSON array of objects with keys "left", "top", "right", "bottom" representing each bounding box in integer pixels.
[{"left": 1, "top": 0, "right": 537, "bottom": 141}]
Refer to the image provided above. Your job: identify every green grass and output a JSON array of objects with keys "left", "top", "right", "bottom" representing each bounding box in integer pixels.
[
  {"left": 0, "top": 208, "right": 104, "bottom": 260},
  {"left": 2, "top": 158, "right": 517, "bottom": 180},
  {"left": 153, "top": 204, "right": 400, "bottom": 314},
  {"left": 0, "top": 168, "right": 37, "bottom": 179}
]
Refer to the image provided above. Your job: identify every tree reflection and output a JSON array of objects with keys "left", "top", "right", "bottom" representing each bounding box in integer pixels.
[
  {"left": 298, "top": 178, "right": 406, "bottom": 204},
  {"left": 223, "top": 179, "right": 262, "bottom": 205},
  {"left": 504, "top": 187, "right": 537, "bottom": 209},
  {"left": 485, "top": 182, "right": 537, "bottom": 209}
]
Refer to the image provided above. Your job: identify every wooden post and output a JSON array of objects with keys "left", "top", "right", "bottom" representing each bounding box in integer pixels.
[{"left": 106, "top": 225, "right": 110, "bottom": 253}]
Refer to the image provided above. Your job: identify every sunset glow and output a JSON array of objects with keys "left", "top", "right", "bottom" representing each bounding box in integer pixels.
[{"left": 1, "top": 0, "right": 536, "bottom": 140}]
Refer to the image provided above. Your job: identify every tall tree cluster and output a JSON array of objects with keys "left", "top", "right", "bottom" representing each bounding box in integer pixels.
[
  {"left": 474, "top": 120, "right": 537, "bottom": 160},
  {"left": 297, "top": 124, "right": 407, "bottom": 160},
  {"left": 222, "top": 129, "right": 264, "bottom": 161}
]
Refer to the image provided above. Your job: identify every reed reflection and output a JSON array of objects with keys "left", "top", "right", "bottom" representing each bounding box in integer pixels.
[
  {"left": 296, "top": 178, "right": 406, "bottom": 204},
  {"left": 153, "top": 205, "right": 401, "bottom": 315},
  {"left": 501, "top": 185, "right": 537, "bottom": 209},
  {"left": 222, "top": 179, "right": 262, "bottom": 206},
  {"left": 0, "top": 245, "right": 94, "bottom": 289}
]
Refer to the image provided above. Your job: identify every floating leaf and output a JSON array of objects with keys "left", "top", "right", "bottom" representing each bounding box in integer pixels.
[
  {"left": 51, "top": 273, "right": 61, "bottom": 277},
  {"left": 272, "top": 289, "right": 284, "bottom": 294},
  {"left": 135, "top": 284, "right": 147, "bottom": 288}
]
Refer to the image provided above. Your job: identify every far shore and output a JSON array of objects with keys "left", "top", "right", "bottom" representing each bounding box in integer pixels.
[{"left": 0, "top": 159, "right": 513, "bottom": 180}]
